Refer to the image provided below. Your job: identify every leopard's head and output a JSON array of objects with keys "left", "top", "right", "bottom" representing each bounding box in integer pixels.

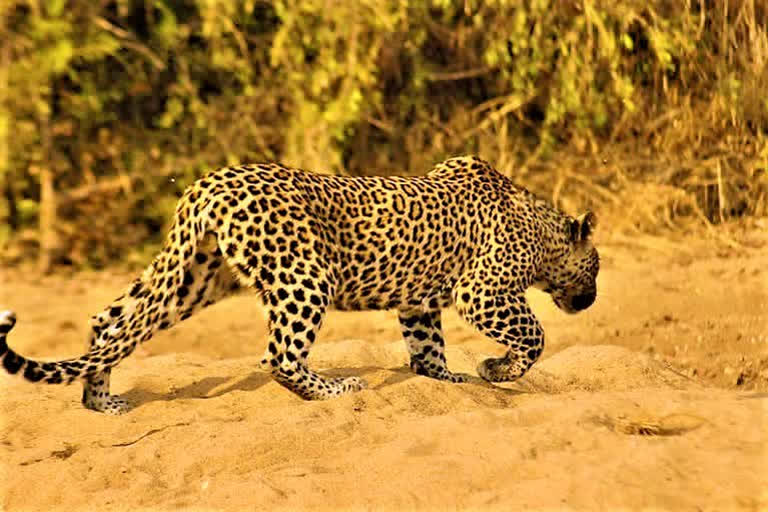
[{"left": 536, "top": 211, "right": 600, "bottom": 314}]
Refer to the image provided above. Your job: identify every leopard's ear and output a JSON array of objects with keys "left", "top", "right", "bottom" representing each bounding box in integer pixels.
[{"left": 569, "top": 211, "right": 597, "bottom": 243}]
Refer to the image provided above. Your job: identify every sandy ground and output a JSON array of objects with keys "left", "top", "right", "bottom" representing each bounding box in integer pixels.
[{"left": 1, "top": 229, "right": 767, "bottom": 511}]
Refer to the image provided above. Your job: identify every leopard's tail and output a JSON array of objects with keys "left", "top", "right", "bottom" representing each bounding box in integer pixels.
[
  {"left": 0, "top": 181, "right": 222, "bottom": 385},
  {"left": 0, "top": 310, "right": 118, "bottom": 384}
]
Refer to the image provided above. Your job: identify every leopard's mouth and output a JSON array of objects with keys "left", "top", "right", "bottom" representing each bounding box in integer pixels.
[
  {"left": 552, "top": 295, "right": 575, "bottom": 314},
  {"left": 570, "top": 292, "right": 596, "bottom": 311},
  {"left": 552, "top": 290, "right": 596, "bottom": 314}
]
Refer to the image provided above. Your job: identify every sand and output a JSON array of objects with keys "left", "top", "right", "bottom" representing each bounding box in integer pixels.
[{"left": 1, "top": 232, "right": 767, "bottom": 511}]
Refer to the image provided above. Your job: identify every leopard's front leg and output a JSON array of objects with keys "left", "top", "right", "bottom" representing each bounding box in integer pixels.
[
  {"left": 398, "top": 308, "right": 469, "bottom": 383},
  {"left": 453, "top": 283, "right": 544, "bottom": 383}
]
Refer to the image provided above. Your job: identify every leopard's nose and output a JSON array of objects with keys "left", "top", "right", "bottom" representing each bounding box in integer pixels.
[{"left": 571, "top": 292, "right": 596, "bottom": 311}]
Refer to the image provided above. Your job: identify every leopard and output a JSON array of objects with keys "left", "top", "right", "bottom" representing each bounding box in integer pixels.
[{"left": 0, "top": 156, "right": 599, "bottom": 414}]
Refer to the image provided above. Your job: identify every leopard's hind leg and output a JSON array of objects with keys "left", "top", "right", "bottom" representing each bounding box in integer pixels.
[
  {"left": 81, "top": 369, "right": 129, "bottom": 414},
  {"left": 262, "top": 283, "right": 367, "bottom": 399},
  {"left": 218, "top": 220, "right": 367, "bottom": 400},
  {"left": 82, "top": 234, "right": 239, "bottom": 414}
]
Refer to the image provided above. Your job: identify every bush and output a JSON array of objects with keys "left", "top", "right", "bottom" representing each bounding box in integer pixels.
[{"left": 0, "top": 0, "right": 765, "bottom": 267}]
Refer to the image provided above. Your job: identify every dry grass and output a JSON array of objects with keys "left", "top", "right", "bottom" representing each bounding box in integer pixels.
[
  {"left": 461, "top": 1, "right": 767, "bottom": 234},
  {"left": 2, "top": 1, "right": 767, "bottom": 268},
  {"left": 593, "top": 413, "right": 708, "bottom": 436}
]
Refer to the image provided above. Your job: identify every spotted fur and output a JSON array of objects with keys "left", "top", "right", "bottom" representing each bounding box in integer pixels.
[{"left": 0, "top": 156, "right": 599, "bottom": 414}]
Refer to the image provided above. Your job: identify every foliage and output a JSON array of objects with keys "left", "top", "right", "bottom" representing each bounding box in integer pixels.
[{"left": 0, "top": 0, "right": 766, "bottom": 267}]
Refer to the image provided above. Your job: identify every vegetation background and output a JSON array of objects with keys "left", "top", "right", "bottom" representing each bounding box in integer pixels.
[{"left": 1, "top": 0, "right": 766, "bottom": 270}]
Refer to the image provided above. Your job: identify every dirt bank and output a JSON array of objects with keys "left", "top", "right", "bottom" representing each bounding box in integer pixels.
[{"left": 1, "top": 230, "right": 766, "bottom": 511}]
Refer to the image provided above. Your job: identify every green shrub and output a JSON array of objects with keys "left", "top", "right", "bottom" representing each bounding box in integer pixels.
[{"left": 0, "top": 0, "right": 765, "bottom": 267}]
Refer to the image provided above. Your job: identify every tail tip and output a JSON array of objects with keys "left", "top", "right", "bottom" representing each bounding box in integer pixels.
[{"left": 0, "top": 310, "right": 17, "bottom": 332}]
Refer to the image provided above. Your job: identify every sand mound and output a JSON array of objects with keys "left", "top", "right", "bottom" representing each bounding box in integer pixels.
[
  {"left": 2, "top": 340, "right": 766, "bottom": 511},
  {"left": 4, "top": 237, "right": 767, "bottom": 510},
  {"left": 529, "top": 344, "right": 696, "bottom": 392}
]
